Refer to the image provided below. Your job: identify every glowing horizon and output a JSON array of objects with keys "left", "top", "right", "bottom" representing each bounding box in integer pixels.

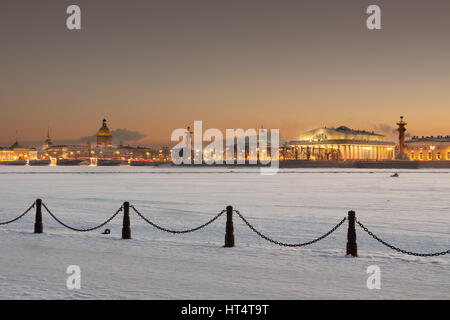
[{"left": 1, "top": 1, "right": 450, "bottom": 146}]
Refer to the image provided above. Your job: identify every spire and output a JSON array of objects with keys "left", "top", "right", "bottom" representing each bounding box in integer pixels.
[
  {"left": 10, "top": 129, "right": 22, "bottom": 150},
  {"left": 43, "top": 122, "right": 53, "bottom": 148}
]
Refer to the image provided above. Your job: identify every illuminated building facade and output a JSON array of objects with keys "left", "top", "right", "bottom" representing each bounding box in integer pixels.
[
  {"left": 39, "top": 145, "right": 90, "bottom": 160},
  {"left": 406, "top": 136, "right": 450, "bottom": 161},
  {"left": 0, "top": 139, "right": 37, "bottom": 161},
  {"left": 289, "top": 126, "right": 396, "bottom": 161},
  {"left": 36, "top": 143, "right": 169, "bottom": 162},
  {"left": 97, "top": 118, "right": 113, "bottom": 147}
]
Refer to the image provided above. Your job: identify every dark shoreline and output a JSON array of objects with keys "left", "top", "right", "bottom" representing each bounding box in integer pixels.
[
  {"left": 172, "top": 160, "right": 450, "bottom": 169},
  {"left": 2, "top": 160, "right": 450, "bottom": 169},
  {"left": 278, "top": 160, "right": 450, "bottom": 169}
]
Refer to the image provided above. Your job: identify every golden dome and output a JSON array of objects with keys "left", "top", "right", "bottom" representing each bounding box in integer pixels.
[
  {"left": 97, "top": 118, "right": 113, "bottom": 147},
  {"left": 98, "top": 119, "right": 111, "bottom": 136}
]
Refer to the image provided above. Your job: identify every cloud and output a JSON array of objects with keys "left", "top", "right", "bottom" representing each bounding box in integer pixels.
[
  {"left": 62, "top": 128, "right": 147, "bottom": 145},
  {"left": 110, "top": 128, "right": 147, "bottom": 144},
  {"left": 368, "top": 122, "right": 394, "bottom": 135},
  {"left": 390, "top": 128, "right": 410, "bottom": 138},
  {"left": 378, "top": 123, "right": 392, "bottom": 133}
]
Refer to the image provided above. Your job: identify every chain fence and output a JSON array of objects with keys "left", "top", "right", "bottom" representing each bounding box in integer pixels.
[
  {"left": 234, "top": 209, "right": 347, "bottom": 247},
  {"left": 357, "top": 220, "right": 450, "bottom": 257},
  {"left": 42, "top": 202, "right": 123, "bottom": 232},
  {"left": 0, "top": 203, "right": 35, "bottom": 225},
  {"left": 131, "top": 205, "right": 225, "bottom": 234},
  {"left": 3, "top": 199, "right": 450, "bottom": 258}
]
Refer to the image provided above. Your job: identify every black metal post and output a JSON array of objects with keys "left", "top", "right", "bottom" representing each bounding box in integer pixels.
[
  {"left": 122, "top": 202, "right": 131, "bottom": 239},
  {"left": 34, "top": 199, "right": 43, "bottom": 233},
  {"left": 346, "top": 210, "right": 357, "bottom": 257},
  {"left": 224, "top": 205, "right": 234, "bottom": 247}
]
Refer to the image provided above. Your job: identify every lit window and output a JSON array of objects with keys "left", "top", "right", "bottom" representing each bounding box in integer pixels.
[
  {"left": 410, "top": 152, "right": 414, "bottom": 160},
  {"left": 428, "top": 152, "right": 432, "bottom": 160},
  {"left": 447, "top": 152, "right": 450, "bottom": 160},
  {"left": 419, "top": 152, "right": 423, "bottom": 160},
  {"left": 437, "top": 152, "right": 441, "bottom": 160}
]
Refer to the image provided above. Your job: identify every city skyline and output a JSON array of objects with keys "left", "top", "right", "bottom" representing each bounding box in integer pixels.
[
  {"left": 0, "top": 116, "right": 413, "bottom": 148},
  {"left": 1, "top": 0, "right": 450, "bottom": 145}
]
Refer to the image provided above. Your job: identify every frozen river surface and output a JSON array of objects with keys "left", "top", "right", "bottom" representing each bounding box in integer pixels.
[{"left": 0, "top": 166, "right": 449, "bottom": 299}]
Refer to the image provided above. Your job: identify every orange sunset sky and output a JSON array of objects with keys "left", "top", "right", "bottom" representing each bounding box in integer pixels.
[{"left": 1, "top": 0, "right": 450, "bottom": 146}]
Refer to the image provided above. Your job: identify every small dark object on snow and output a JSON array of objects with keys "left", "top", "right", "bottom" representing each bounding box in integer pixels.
[
  {"left": 391, "top": 173, "right": 399, "bottom": 177},
  {"left": 101, "top": 229, "right": 111, "bottom": 235}
]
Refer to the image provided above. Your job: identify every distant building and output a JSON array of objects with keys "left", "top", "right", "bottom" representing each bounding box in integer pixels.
[
  {"left": 42, "top": 126, "right": 53, "bottom": 149},
  {"left": 0, "top": 132, "right": 37, "bottom": 161},
  {"left": 405, "top": 136, "right": 450, "bottom": 161},
  {"left": 289, "top": 126, "right": 395, "bottom": 161},
  {"left": 40, "top": 145, "right": 90, "bottom": 160},
  {"left": 97, "top": 118, "right": 113, "bottom": 147}
]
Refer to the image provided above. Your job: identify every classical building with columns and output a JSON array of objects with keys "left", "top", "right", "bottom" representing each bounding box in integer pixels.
[
  {"left": 289, "top": 126, "right": 395, "bottom": 161},
  {"left": 406, "top": 136, "right": 450, "bottom": 161}
]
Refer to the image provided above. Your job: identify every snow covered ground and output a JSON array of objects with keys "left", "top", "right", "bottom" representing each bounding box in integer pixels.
[{"left": 1, "top": 166, "right": 450, "bottom": 299}]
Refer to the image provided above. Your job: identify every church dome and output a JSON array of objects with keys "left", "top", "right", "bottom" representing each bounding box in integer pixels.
[
  {"left": 10, "top": 140, "right": 23, "bottom": 150},
  {"left": 97, "top": 118, "right": 113, "bottom": 147},
  {"left": 98, "top": 119, "right": 111, "bottom": 136}
]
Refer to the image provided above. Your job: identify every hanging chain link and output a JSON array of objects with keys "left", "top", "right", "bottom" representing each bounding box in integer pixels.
[
  {"left": 6, "top": 200, "right": 450, "bottom": 258},
  {"left": 0, "top": 203, "right": 36, "bottom": 225},
  {"left": 234, "top": 209, "right": 347, "bottom": 247},
  {"left": 357, "top": 220, "right": 450, "bottom": 257},
  {"left": 42, "top": 202, "right": 123, "bottom": 232},
  {"left": 131, "top": 205, "right": 225, "bottom": 234}
]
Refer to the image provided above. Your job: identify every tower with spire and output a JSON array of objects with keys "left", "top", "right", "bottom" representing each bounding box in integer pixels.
[
  {"left": 10, "top": 129, "right": 23, "bottom": 150},
  {"left": 42, "top": 124, "right": 53, "bottom": 149}
]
